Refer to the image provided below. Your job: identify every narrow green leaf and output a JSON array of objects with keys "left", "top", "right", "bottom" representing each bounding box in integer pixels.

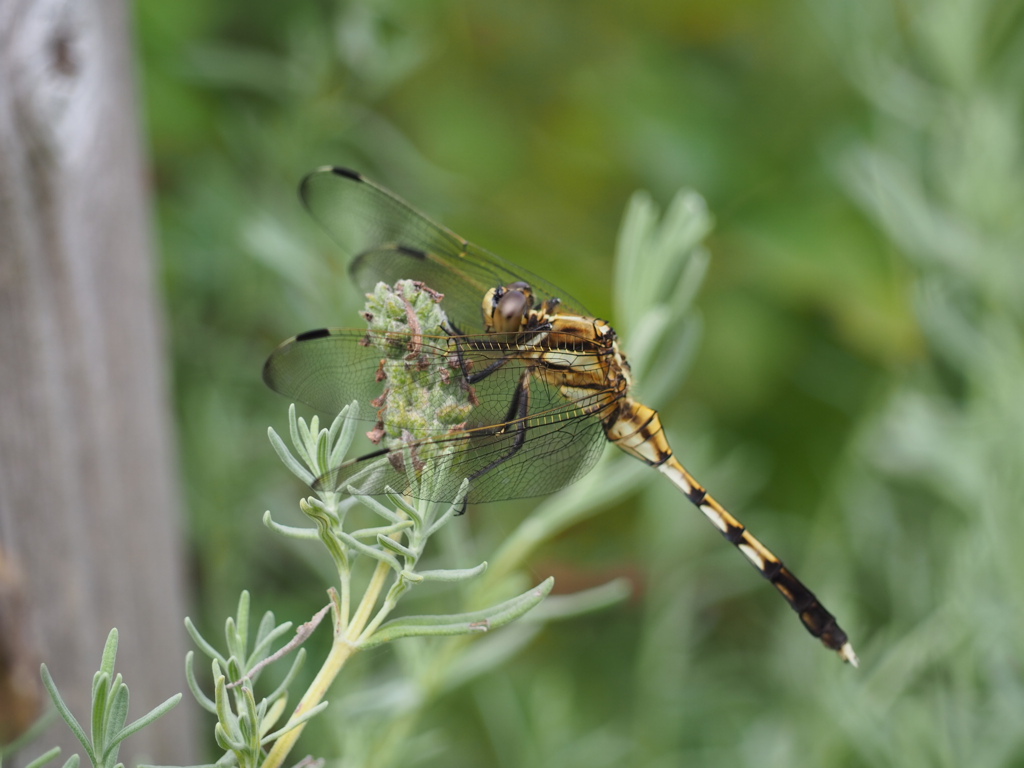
[
  {"left": 184, "top": 617, "right": 226, "bottom": 666},
  {"left": 360, "top": 577, "right": 554, "bottom": 649},
  {"left": 267, "top": 427, "right": 314, "bottom": 485},
  {"left": 90, "top": 673, "right": 110, "bottom": 755},
  {"left": 359, "top": 616, "right": 477, "bottom": 646},
  {"left": 98, "top": 630, "right": 119, "bottom": 678},
  {"left": 214, "top": 721, "right": 245, "bottom": 753},
  {"left": 641, "top": 315, "right": 701, "bottom": 406},
  {"left": 260, "top": 701, "right": 329, "bottom": 745},
  {"left": 60, "top": 756, "right": 80, "bottom": 768},
  {"left": 414, "top": 562, "right": 488, "bottom": 582},
  {"left": 328, "top": 402, "right": 359, "bottom": 467},
  {"left": 255, "top": 609, "right": 282, "bottom": 646},
  {"left": 184, "top": 651, "right": 216, "bottom": 713},
  {"left": 109, "top": 679, "right": 129, "bottom": 731},
  {"left": 345, "top": 521, "right": 414, "bottom": 540},
  {"left": 23, "top": 746, "right": 62, "bottom": 768},
  {"left": 425, "top": 481, "right": 469, "bottom": 537},
  {"left": 353, "top": 492, "right": 402, "bottom": 523},
  {"left": 384, "top": 488, "right": 421, "bottom": 525},
  {"left": 262, "top": 648, "right": 305, "bottom": 708},
  {"left": 226, "top": 656, "right": 245, "bottom": 683},
  {"left": 213, "top": 676, "right": 236, "bottom": 734},
  {"left": 239, "top": 685, "right": 260, "bottom": 750},
  {"left": 259, "top": 695, "right": 288, "bottom": 736},
  {"left": 248, "top": 620, "right": 292, "bottom": 667},
  {"left": 668, "top": 244, "right": 709, "bottom": 318},
  {"left": 298, "top": 498, "right": 339, "bottom": 532},
  {"left": 315, "top": 429, "right": 330, "bottom": 477},
  {"left": 376, "top": 534, "right": 415, "bottom": 560},
  {"left": 234, "top": 592, "right": 251, "bottom": 659},
  {"left": 620, "top": 305, "right": 670, "bottom": 377},
  {"left": 99, "top": 683, "right": 129, "bottom": 764},
  {"left": 107, "top": 694, "right": 181, "bottom": 753},
  {"left": 614, "top": 190, "right": 654, "bottom": 325},
  {"left": 526, "top": 578, "right": 632, "bottom": 622},
  {"left": 286, "top": 405, "right": 310, "bottom": 468},
  {"left": 40, "top": 665, "right": 95, "bottom": 765},
  {"left": 336, "top": 530, "right": 402, "bottom": 569},
  {"left": 296, "top": 413, "right": 315, "bottom": 460},
  {"left": 326, "top": 404, "right": 346, "bottom": 445},
  {"left": 262, "top": 510, "right": 319, "bottom": 540},
  {"left": 223, "top": 618, "right": 241, "bottom": 662}
]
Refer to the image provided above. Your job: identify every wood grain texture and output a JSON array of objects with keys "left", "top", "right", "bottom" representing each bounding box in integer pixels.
[{"left": 0, "top": 0, "right": 195, "bottom": 762}]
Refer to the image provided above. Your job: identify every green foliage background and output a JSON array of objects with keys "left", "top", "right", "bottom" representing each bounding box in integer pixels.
[{"left": 137, "top": 0, "right": 1024, "bottom": 765}]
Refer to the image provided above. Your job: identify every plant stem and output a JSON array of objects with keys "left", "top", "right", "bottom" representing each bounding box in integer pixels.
[
  {"left": 260, "top": 638, "right": 353, "bottom": 768},
  {"left": 260, "top": 557, "right": 393, "bottom": 768},
  {"left": 346, "top": 558, "right": 393, "bottom": 643}
]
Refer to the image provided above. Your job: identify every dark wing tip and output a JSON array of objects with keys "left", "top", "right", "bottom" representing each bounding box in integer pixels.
[
  {"left": 331, "top": 167, "right": 364, "bottom": 181},
  {"left": 263, "top": 328, "right": 334, "bottom": 391},
  {"left": 299, "top": 166, "right": 365, "bottom": 204},
  {"left": 295, "top": 328, "right": 333, "bottom": 341},
  {"left": 395, "top": 244, "right": 428, "bottom": 259}
]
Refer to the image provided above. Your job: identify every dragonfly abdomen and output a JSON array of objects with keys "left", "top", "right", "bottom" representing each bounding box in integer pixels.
[
  {"left": 656, "top": 452, "right": 858, "bottom": 665},
  {"left": 600, "top": 395, "right": 858, "bottom": 663},
  {"left": 603, "top": 398, "right": 674, "bottom": 466}
]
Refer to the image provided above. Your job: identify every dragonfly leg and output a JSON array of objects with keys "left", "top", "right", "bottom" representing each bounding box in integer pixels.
[
  {"left": 450, "top": 319, "right": 554, "bottom": 386},
  {"left": 447, "top": 332, "right": 513, "bottom": 385},
  {"left": 465, "top": 355, "right": 511, "bottom": 385},
  {"left": 456, "top": 369, "right": 535, "bottom": 512}
]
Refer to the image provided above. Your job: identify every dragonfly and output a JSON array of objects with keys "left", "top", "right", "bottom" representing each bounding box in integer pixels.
[{"left": 263, "top": 166, "right": 858, "bottom": 666}]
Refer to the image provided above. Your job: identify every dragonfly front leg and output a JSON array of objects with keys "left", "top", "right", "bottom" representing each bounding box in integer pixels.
[
  {"left": 465, "top": 353, "right": 512, "bottom": 385},
  {"left": 447, "top": 317, "right": 553, "bottom": 386},
  {"left": 446, "top": 329, "right": 512, "bottom": 385}
]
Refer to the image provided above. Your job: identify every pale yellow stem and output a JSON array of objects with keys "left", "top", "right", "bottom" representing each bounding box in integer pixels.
[
  {"left": 260, "top": 557, "right": 393, "bottom": 768},
  {"left": 345, "top": 557, "right": 393, "bottom": 643}
]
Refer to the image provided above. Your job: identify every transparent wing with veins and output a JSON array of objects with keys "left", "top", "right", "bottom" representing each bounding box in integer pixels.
[
  {"left": 262, "top": 325, "right": 615, "bottom": 504},
  {"left": 300, "top": 167, "right": 589, "bottom": 334}
]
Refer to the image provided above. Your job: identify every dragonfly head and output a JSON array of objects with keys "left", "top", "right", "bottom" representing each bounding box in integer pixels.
[{"left": 483, "top": 281, "right": 535, "bottom": 333}]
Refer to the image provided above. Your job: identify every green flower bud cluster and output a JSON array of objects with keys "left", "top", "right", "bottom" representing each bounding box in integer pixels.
[{"left": 362, "top": 280, "right": 475, "bottom": 465}]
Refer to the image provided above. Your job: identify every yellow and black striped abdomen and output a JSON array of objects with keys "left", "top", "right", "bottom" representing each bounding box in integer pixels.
[{"left": 603, "top": 395, "right": 858, "bottom": 664}]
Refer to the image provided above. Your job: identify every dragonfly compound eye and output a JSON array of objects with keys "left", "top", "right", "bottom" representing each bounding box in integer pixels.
[{"left": 492, "top": 285, "right": 532, "bottom": 332}]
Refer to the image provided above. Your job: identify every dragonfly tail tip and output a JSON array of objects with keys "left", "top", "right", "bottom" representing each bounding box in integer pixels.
[{"left": 839, "top": 641, "right": 859, "bottom": 668}]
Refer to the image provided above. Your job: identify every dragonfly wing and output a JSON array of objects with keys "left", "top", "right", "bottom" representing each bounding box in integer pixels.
[
  {"left": 300, "top": 168, "right": 466, "bottom": 267},
  {"left": 456, "top": 359, "right": 614, "bottom": 500},
  {"left": 264, "top": 329, "right": 464, "bottom": 419},
  {"left": 263, "top": 329, "right": 377, "bottom": 416},
  {"left": 267, "top": 327, "right": 617, "bottom": 503},
  {"left": 300, "top": 167, "right": 591, "bottom": 330},
  {"left": 315, "top": 392, "right": 610, "bottom": 504},
  {"left": 349, "top": 246, "right": 500, "bottom": 337},
  {"left": 460, "top": 401, "right": 609, "bottom": 502}
]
